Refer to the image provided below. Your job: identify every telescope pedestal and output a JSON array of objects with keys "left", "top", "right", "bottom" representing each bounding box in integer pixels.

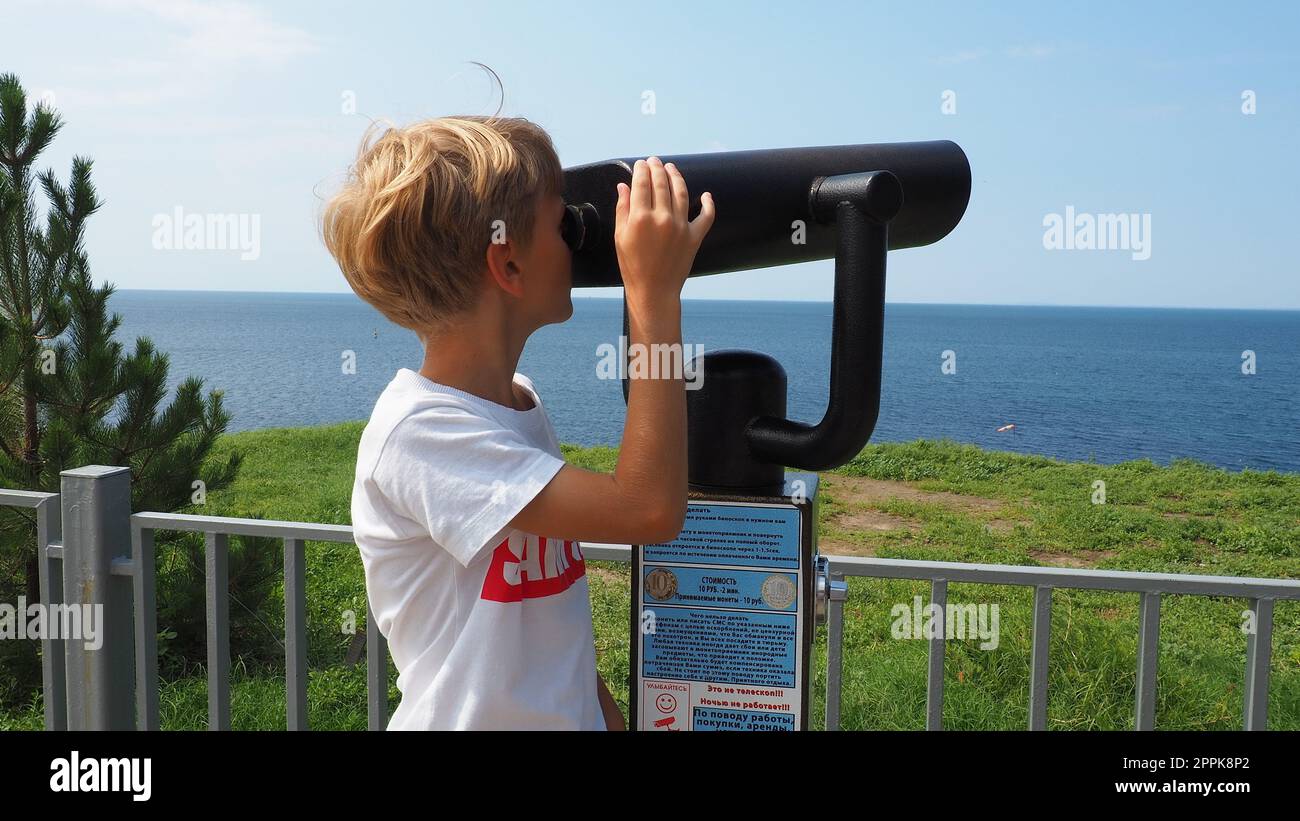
[
  {"left": 631, "top": 473, "right": 820, "bottom": 731},
  {"left": 685, "top": 349, "right": 787, "bottom": 495}
]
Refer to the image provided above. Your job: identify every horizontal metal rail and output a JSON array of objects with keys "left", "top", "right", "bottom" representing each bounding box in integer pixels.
[{"left": 0, "top": 489, "right": 59, "bottom": 508}]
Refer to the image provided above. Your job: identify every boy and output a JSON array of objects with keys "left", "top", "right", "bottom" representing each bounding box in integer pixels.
[{"left": 322, "top": 115, "right": 715, "bottom": 729}]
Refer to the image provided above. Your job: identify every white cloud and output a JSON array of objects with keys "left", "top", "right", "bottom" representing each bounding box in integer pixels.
[
  {"left": 935, "top": 44, "right": 1055, "bottom": 66},
  {"left": 1120, "top": 103, "right": 1185, "bottom": 119},
  {"left": 1006, "top": 44, "right": 1053, "bottom": 59},
  {"left": 935, "top": 48, "right": 990, "bottom": 65},
  {"left": 46, "top": 1, "right": 321, "bottom": 109},
  {"left": 92, "top": 0, "right": 321, "bottom": 69}
]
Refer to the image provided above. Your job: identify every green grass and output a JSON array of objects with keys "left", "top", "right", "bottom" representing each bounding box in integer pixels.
[
  {"left": 814, "top": 441, "right": 1300, "bottom": 729},
  {"left": 3, "top": 427, "right": 1296, "bottom": 730}
]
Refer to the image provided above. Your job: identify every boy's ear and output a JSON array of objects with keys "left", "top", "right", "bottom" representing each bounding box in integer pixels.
[{"left": 484, "top": 239, "right": 526, "bottom": 298}]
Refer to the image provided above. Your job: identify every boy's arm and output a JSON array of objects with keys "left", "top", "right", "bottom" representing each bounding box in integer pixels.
[
  {"left": 596, "top": 673, "right": 626, "bottom": 731},
  {"left": 507, "top": 157, "right": 714, "bottom": 547}
]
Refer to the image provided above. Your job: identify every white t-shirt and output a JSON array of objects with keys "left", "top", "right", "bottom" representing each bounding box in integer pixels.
[{"left": 350, "top": 367, "right": 606, "bottom": 730}]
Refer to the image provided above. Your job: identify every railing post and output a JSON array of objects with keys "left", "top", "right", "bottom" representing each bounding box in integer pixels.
[
  {"left": 206, "top": 532, "right": 232, "bottom": 730},
  {"left": 132, "top": 524, "right": 159, "bottom": 730},
  {"left": 60, "top": 465, "right": 135, "bottom": 730},
  {"left": 367, "top": 606, "right": 388, "bottom": 730},
  {"left": 825, "top": 571, "right": 845, "bottom": 731},
  {"left": 1134, "top": 592, "right": 1161, "bottom": 731},
  {"left": 926, "top": 579, "right": 947, "bottom": 731},
  {"left": 284, "top": 537, "right": 308, "bottom": 730},
  {"left": 36, "top": 495, "right": 67, "bottom": 730},
  {"left": 1028, "top": 586, "right": 1052, "bottom": 731},
  {"left": 1243, "top": 597, "right": 1274, "bottom": 730}
]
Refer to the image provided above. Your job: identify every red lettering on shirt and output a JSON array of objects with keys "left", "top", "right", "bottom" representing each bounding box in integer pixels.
[{"left": 480, "top": 533, "right": 586, "bottom": 602}]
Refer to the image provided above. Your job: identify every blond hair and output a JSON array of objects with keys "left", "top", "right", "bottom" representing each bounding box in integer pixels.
[{"left": 321, "top": 115, "right": 564, "bottom": 337}]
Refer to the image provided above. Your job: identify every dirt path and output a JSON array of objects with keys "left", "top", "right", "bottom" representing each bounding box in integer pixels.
[{"left": 817, "top": 474, "right": 1022, "bottom": 557}]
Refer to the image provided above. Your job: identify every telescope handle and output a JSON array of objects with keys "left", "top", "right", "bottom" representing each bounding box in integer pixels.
[
  {"left": 747, "top": 170, "right": 899, "bottom": 470},
  {"left": 620, "top": 169, "right": 902, "bottom": 476}
]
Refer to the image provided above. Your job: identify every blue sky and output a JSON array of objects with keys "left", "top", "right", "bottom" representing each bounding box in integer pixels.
[{"left": 8, "top": 0, "right": 1299, "bottom": 308}]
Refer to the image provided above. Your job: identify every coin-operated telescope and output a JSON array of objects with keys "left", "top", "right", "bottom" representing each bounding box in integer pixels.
[{"left": 562, "top": 141, "right": 971, "bottom": 731}]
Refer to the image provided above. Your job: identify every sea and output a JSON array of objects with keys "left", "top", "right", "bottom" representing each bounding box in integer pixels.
[{"left": 107, "top": 291, "right": 1300, "bottom": 473}]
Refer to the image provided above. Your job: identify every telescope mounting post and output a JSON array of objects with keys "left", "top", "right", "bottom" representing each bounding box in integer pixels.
[{"left": 620, "top": 168, "right": 904, "bottom": 492}]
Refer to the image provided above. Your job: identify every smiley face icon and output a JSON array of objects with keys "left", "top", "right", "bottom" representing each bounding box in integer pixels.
[{"left": 655, "top": 693, "right": 677, "bottom": 714}]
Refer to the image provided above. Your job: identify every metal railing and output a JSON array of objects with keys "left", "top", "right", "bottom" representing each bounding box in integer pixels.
[
  {"left": 128, "top": 511, "right": 377, "bottom": 731},
  {"left": 5, "top": 466, "right": 389, "bottom": 730},
  {"left": 5, "top": 465, "right": 1298, "bottom": 730},
  {"left": 820, "top": 557, "right": 1300, "bottom": 731},
  {"left": 0, "top": 485, "right": 63, "bottom": 730}
]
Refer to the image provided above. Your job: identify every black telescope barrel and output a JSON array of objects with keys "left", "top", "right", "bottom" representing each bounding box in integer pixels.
[{"left": 562, "top": 141, "right": 971, "bottom": 288}]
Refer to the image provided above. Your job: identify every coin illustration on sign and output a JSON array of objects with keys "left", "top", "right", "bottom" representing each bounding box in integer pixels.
[
  {"left": 761, "top": 574, "right": 796, "bottom": 610},
  {"left": 645, "top": 568, "right": 678, "bottom": 601}
]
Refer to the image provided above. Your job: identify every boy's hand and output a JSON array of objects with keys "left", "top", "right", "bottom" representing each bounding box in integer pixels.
[{"left": 614, "top": 156, "right": 715, "bottom": 307}]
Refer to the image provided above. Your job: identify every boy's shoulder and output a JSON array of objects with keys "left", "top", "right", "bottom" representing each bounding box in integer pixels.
[
  {"left": 380, "top": 368, "right": 541, "bottom": 413},
  {"left": 356, "top": 368, "right": 547, "bottom": 478}
]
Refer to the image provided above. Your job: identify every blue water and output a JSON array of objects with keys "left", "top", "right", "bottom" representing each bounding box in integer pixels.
[{"left": 107, "top": 291, "right": 1300, "bottom": 473}]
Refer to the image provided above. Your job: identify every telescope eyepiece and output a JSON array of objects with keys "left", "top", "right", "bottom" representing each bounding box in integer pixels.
[{"left": 561, "top": 202, "right": 597, "bottom": 253}]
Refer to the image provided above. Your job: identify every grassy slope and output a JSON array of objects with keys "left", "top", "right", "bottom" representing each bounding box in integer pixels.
[{"left": 2, "top": 424, "right": 1295, "bottom": 730}]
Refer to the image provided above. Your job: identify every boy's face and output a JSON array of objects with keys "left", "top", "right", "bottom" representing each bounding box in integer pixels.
[{"left": 519, "top": 191, "right": 574, "bottom": 326}]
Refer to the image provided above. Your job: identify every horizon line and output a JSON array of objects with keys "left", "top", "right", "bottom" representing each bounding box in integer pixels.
[{"left": 108, "top": 288, "right": 1300, "bottom": 313}]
